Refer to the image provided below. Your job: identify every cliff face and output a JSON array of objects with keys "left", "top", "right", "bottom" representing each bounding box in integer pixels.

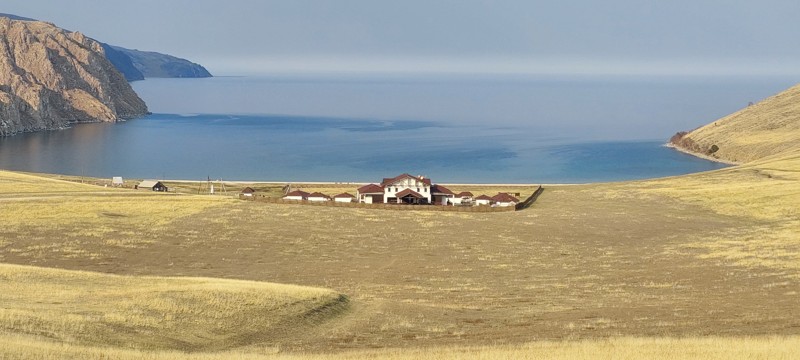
[
  {"left": 0, "top": 17, "right": 148, "bottom": 136},
  {"left": 670, "top": 84, "right": 800, "bottom": 164}
]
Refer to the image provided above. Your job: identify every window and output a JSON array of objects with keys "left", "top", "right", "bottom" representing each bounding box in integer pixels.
[{"left": 417, "top": 188, "right": 420, "bottom": 192}]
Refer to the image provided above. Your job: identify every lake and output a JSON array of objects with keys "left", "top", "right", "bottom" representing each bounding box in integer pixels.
[{"left": 0, "top": 75, "right": 794, "bottom": 183}]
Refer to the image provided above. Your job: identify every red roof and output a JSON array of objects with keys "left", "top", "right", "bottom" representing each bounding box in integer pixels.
[
  {"left": 492, "top": 193, "right": 519, "bottom": 203},
  {"left": 431, "top": 184, "right": 454, "bottom": 195},
  {"left": 333, "top": 192, "right": 356, "bottom": 198},
  {"left": 241, "top": 187, "right": 256, "bottom": 193},
  {"left": 285, "top": 190, "right": 310, "bottom": 197},
  {"left": 357, "top": 184, "right": 384, "bottom": 194},
  {"left": 456, "top": 191, "right": 473, "bottom": 197},
  {"left": 475, "top": 195, "right": 493, "bottom": 201},
  {"left": 380, "top": 173, "right": 432, "bottom": 187},
  {"left": 396, "top": 188, "right": 424, "bottom": 198},
  {"left": 308, "top": 192, "right": 331, "bottom": 199}
]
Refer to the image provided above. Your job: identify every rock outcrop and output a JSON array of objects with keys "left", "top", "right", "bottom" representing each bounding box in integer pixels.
[
  {"left": 669, "top": 84, "right": 800, "bottom": 164},
  {"left": 0, "top": 17, "right": 147, "bottom": 136}
]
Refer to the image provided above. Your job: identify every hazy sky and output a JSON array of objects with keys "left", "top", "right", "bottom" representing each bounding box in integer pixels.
[{"left": 4, "top": 0, "right": 800, "bottom": 76}]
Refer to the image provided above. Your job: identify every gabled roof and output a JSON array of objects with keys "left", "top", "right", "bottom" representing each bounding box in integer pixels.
[
  {"left": 381, "top": 173, "right": 432, "bottom": 187},
  {"left": 284, "top": 190, "right": 310, "bottom": 197},
  {"left": 138, "top": 180, "right": 163, "bottom": 188},
  {"left": 396, "top": 188, "right": 424, "bottom": 198},
  {"left": 333, "top": 192, "right": 356, "bottom": 198},
  {"left": 241, "top": 187, "right": 256, "bottom": 193},
  {"left": 357, "top": 184, "right": 384, "bottom": 194},
  {"left": 456, "top": 191, "right": 474, "bottom": 197},
  {"left": 474, "top": 195, "right": 493, "bottom": 201},
  {"left": 307, "top": 192, "right": 331, "bottom": 199},
  {"left": 431, "top": 184, "right": 454, "bottom": 195},
  {"left": 492, "top": 193, "right": 519, "bottom": 203}
]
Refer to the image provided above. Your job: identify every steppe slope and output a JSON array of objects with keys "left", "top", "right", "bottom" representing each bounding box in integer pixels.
[{"left": 670, "top": 83, "right": 800, "bottom": 164}]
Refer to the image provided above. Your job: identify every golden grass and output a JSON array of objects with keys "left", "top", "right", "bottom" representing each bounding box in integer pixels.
[
  {"left": 600, "top": 149, "right": 800, "bottom": 274},
  {"left": 0, "top": 263, "right": 345, "bottom": 352},
  {"left": 1, "top": 334, "right": 799, "bottom": 359},
  {"left": 0, "top": 170, "right": 110, "bottom": 194}
]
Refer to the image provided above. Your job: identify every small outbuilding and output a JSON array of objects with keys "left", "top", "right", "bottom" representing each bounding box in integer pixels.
[
  {"left": 240, "top": 187, "right": 256, "bottom": 197},
  {"left": 474, "top": 195, "right": 493, "bottom": 206},
  {"left": 449, "top": 191, "right": 474, "bottom": 206},
  {"left": 333, "top": 193, "right": 356, "bottom": 203},
  {"left": 283, "top": 190, "right": 310, "bottom": 201},
  {"left": 307, "top": 192, "right": 331, "bottom": 202},
  {"left": 357, "top": 184, "right": 385, "bottom": 204},
  {"left": 112, "top": 177, "right": 124, "bottom": 187},
  {"left": 137, "top": 180, "right": 168, "bottom": 192},
  {"left": 492, "top": 193, "right": 520, "bottom": 207}
]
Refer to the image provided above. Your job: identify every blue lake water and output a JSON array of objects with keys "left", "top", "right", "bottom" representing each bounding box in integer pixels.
[{"left": 0, "top": 75, "right": 794, "bottom": 183}]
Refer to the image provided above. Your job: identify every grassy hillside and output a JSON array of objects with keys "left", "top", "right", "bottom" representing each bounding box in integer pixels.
[
  {"left": 671, "top": 84, "right": 800, "bottom": 164},
  {"left": 0, "top": 263, "right": 346, "bottom": 352}
]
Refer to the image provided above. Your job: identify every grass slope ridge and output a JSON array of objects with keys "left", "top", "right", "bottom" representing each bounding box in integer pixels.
[
  {"left": 0, "top": 263, "right": 347, "bottom": 352},
  {"left": 670, "top": 83, "right": 800, "bottom": 164}
]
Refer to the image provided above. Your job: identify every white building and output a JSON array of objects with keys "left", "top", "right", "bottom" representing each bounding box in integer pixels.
[
  {"left": 381, "top": 174, "right": 433, "bottom": 204},
  {"left": 449, "top": 191, "right": 474, "bottom": 206},
  {"left": 357, "top": 184, "right": 385, "bottom": 204},
  {"left": 307, "top": 192, "right": 331, "bottom": 202},
  {"left": 474, "top": 195, "right": 493, "bottom": 206},
  {"left": 333, "top": 193, "right": 356, "bottom": 203},
  {"left": 283, "top": 190, "right": 309, "bottom": 201},
  {"left": 492, "top": 193, "right": 520, "bottom": 207},
  {"left": 240, "top": 187, "right": 256, "bottom": 197},
  {"left": 356, "top": 174, "right": 454, "bottom": 205}
]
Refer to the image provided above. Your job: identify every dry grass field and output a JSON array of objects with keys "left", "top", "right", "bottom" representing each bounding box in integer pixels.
[
  {"left": 1, "top": 150, "right": 799, "bottom": 358},
  {"left": 2, "top": 84, "right": 800, "bottom": 357}
]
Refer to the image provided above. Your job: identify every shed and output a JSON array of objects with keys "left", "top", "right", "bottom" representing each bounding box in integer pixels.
[
  {"left": 283, "top": 190, "right": 310, "bottom": 201},
  {"left": 492, "top": 193, "right": 520, "bottom": 207},
  {"left": 307, "top": 192, "right": 331, "bottom": 202},
  {"left": 474, "top": 195, "right": 493, "bottom": 206},
  {"left": 112, "top": 177, "right": 124, "bottom": 187},
  {"left": 240, "top": 187, "right": 256, "bottom": 197},
  {"left": 137, "top": 180, "right": 168, "bottom": 192},
  {"left": 333, "top": 193, "right": 356, "bottom": 203}
]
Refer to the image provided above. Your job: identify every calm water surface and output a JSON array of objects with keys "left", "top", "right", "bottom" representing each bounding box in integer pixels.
[{"left": 0, "top": 75, "right": 793, "bottom": 183}]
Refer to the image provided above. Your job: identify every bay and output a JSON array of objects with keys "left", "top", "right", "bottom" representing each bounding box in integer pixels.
[{"left": 0, "top": 75, "right": 792, "bottom": 183}]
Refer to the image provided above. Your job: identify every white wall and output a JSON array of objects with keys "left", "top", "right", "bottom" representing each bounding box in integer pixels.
[
  {"left": 284, "top": 195, "right": 304, "bottom": 201},
  {"left": 335, "top": 197, "right": 353, "bottom": 203},
  {"left": 383, "top": 178, "right": 431, "bottom": 203},
  {"left": 307, "top": 197, "right": 329, "bottom": 202}
]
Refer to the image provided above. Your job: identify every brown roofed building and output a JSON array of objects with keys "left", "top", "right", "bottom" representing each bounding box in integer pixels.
[
  {"left": 357, "top": 184, "right": 385, "bottom": 204},
  {"left": 396, "top": 188, "right": 426, "bottom": 204},
  {"left": 333, "top": 192, "right": 356, "bottom": 203},
  {"left": 307, "top": 192, "right": 331, "bottom": 202},
  {"left": 474, "top": 194, "right": 493, "bottom": 206},
  {"left": 492, "top": 193, "right": 519, "bottom": 207},
  {"left": 283, "top": 190, "right": 310, "bottom": 201},
  {"left": 240, "top": 187, "right": 256, "bottom": 197}
]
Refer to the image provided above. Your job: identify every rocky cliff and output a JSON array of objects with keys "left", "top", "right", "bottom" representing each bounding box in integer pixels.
[
  {"left": 0, "top": 17, "right": 147, "bottom": 136},
  {"left": 669, "top": 84, "right": 800, "bottom": 164}
]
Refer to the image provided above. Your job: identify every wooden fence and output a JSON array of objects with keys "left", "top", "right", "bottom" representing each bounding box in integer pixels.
[
  {"left": 515, "top": 185, "right": 544, "bottom": 211},
  {"left": 240, "top": 195, "right": 516, "bottom": 212},
  {"left": 240, "top": 186, "right": 545, "bottom": 213}
]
